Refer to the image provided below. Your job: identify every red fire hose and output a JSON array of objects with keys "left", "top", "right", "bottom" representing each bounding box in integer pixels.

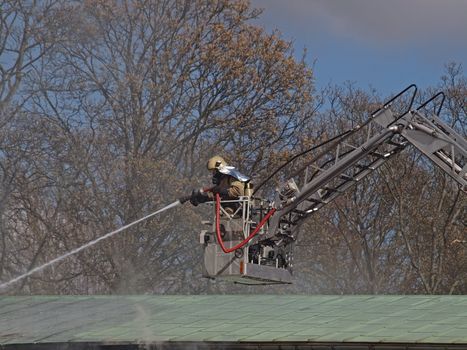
[{"left": 215, "top": 193, "right": 276, "bottom": 254}]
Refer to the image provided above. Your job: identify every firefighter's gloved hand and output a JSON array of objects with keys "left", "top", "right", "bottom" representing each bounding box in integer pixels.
[
  {"left": 189, "top": 189, "right": 209, "bottom": 206},
  {"left": 210, "top": 186, "right": 229, "bottom": 198}
]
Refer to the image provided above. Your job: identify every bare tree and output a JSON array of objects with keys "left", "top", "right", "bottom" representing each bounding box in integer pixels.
[
  {"left": 1, "top": 1, "right": 463, "bottom": 296},
  {"left": 0, "top": 0, "right": 64, "bottom": 287},
  {"left": 294, "top": 78, "right": 465, "bottom": 294},
  {"left": 379, "top": 64, "right": 466, "bottom": 294},
  {"left": 3, "top": 0, "right": 314, "bottom": 294}
]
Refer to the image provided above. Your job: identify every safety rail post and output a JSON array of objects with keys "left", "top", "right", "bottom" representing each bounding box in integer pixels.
[{"left": 417, "top": 91, "right": 446, "bottom": 116}]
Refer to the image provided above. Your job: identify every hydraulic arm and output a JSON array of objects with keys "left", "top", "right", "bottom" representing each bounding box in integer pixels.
[
  {"left": 269, "top": 87, "right": 466, "bottom": 240},
  {"left": 200, "top": 84, "right": 466, "bottom": 285}
]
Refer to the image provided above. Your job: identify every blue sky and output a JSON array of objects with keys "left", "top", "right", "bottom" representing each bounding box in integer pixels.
[{"left": 251, "top": 0, "right": 467, "bottom": 96}]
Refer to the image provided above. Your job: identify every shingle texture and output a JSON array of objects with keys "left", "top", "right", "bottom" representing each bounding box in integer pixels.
[{"left": 0, "top": 295, "right": 466, "bottom": 345}]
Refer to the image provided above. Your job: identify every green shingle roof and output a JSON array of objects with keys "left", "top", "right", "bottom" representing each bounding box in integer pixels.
[{"left": 1, "top": 295, "right": 466, "bottom": 346}]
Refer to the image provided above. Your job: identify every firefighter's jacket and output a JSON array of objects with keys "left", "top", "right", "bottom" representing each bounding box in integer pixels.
[{"left": 207, "top": 175, "right": 246, "bottom": 200}]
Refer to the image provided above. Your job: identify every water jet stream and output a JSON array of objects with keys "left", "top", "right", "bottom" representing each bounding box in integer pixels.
[{"left": 0, "top": 200, "right": 182, "bottom": 291}]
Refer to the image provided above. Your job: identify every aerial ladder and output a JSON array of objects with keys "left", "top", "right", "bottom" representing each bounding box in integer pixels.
[{"left": 199, "top": 85, "right": 467, "bottom": 285}]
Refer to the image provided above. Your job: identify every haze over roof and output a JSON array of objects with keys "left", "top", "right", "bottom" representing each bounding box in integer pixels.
[{"left": 1, "top": 295, "right": 466, "bottom": 348}]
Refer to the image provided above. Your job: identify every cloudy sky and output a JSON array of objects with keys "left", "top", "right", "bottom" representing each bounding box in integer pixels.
[{"left": 251, "top": 0, "right": 467, "bottom": 96}]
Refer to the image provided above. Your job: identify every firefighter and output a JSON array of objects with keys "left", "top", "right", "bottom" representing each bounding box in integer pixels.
[{"left": 189, "top": 156, "right": 250, "bottom": 206}]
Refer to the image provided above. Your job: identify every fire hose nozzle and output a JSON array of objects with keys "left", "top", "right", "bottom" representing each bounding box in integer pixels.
[
  {"left": 179, "top": 195, "right": 191, "bottom": 204},
  {"left": 180, "top": 187, "right": 213, "bottom": 205}
]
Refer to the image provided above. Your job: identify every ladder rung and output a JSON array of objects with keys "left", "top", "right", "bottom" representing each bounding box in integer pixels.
[
  {"left": 304, "top": 197, "right": 325, "bottom": 204},
  {"left": 355, "top": 164, "right": 371, "bottom": 170},
  {"left": 340, "top": 174, "right": 356, "bottom": 181},
  {"left": 369, "top": 150, "right": 387, "bottom": 158},
  {"left": 291, "top": 209, "right": 306, "bottom": 215}
]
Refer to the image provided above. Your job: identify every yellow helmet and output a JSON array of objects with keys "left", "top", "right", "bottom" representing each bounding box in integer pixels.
[{"left": 207, "top": 156, "right": 227, "bottom": 171}]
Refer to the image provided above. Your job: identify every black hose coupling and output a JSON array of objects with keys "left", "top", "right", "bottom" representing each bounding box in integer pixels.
[{"left": 179, "top": 195, "right": 191, "bottom": 204}]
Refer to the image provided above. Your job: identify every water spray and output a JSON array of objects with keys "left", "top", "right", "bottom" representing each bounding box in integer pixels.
[{"left": 0, "top": 199, "right": 183, "bottom": 291}]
